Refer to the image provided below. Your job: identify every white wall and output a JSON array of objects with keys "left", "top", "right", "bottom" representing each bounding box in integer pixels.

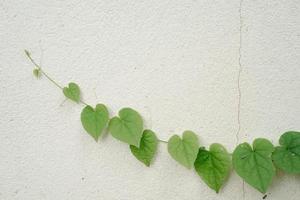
[{"left": 0, "top": 0, "right": 299, "bottom": 199}]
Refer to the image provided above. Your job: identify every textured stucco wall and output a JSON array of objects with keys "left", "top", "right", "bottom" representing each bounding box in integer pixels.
[{"left": 0, "top": 0, "right": 299, "bottom": 199}]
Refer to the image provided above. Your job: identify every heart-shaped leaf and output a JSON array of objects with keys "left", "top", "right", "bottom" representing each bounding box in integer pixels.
[
  {"left": 167, "top": 131, "right": 199, "bottom": 169},
  {"left": 233, "top": 138, "right": 275, "bottom": 193},
  {"left": 194, "top": 143, "right": 231, "bottom": 193},
  {"left": 272, "top": 131, "right": 300, "bottom": 174},
  {"left": 130, "top": 129, "right": 158, "bottom": 167},
  {"left": 108, "top": 108, "right": 143, "bottom": 147},
  {"left": 81, "top": 104, "right": 109, "bottom": 141},
  {"left": 63, "top": 82, "right": 80, "bottom": 102}
]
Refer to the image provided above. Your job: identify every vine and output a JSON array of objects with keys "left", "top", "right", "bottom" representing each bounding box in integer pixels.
[{"left": 25, "top": 50, "right": 300, "bottom": 195}]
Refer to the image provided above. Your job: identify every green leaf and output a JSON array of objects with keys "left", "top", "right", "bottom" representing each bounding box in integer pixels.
[
  {"left": 272, "top": 131, "right": 300, "bottom": 174},
  {"left": 130, "top": 130, "right": 158, "bottom": 166},
  {"left": 233, "top": 138, "right": 275, "bottom": 193},
  {"left": 194, "top": 143, "right": 231, "bottom": 193},
  {"left": 81, "top": 104, "right": 109, "bottom": 141},
  {"left": 167, "top": 131, "right": 199, "bottom": 169},
  {"left": 33, "top": 68, "right": 41, "bottom": 78},
  {"left": 63, "top": 82, "right": 80, "bottom": 102},
  {"left": 108, "top": 108, "right": 143, "bottom": 147}
]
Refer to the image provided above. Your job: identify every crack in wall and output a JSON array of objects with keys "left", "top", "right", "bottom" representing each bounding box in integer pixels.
[
  {"left": 236, "top": 0, "right": 243, "bottom": 146},
  {"left": 237, "top": 0, "right": 245, "bottom": 199}
]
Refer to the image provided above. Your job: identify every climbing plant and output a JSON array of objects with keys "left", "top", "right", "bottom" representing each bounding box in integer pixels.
[{"left": 25, "top": 50, "right": 300, "bottom": 195}]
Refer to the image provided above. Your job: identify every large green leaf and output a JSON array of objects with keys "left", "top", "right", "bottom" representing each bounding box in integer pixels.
[
  {"left": 63, "top": 82, "right": 80, "bottom": 102},
  {"left": 167, "top": 131, "right": 199, "bottom": 169},
  {"left": 81, "top": 104, "right": 109, "bottom": 141},
  {"left": 130, "top": 130, "right": 158, "bottom": 167},
  {"left": 272, "top": 131, "right": 300, "bottom": 173},
  {"left": 108, "top": 108, "right": 143, "bottom": 147},
  {"left": 194, "top": 143, "right": 231, "bottom": 193},
  {"left": 233, "top": 138, "right": 275, "bottom": 193}
]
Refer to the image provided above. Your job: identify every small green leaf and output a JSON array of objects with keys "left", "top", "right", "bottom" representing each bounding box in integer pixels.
[
  {"left": 167, "top": 131, "right": 199, "bottom": 169},
  {"left": 233, "top": 138, "right": 275, "bottom": 193},
  {"left": 194, "top": 143, "right": 231, "bottom": 193},
  {"left": 130, "top": 130, "right": 158, "bottom": 166},
  {"left": 81, "top": 104, "right": 109, "bottom": 141},
  {"left": 63, "top": 82, "right": 80, "bottom": 102},
  {"left": 272, "top": 131, "right": 300, "bottom": 174},
  {"left": 33, "top": 68, "right": 41, "bottom": 78},
  {"left": 108, "top": 108, "right": 143, "bottom": 147}
]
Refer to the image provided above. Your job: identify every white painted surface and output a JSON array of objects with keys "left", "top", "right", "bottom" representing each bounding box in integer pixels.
[{"left": 0, "top": 0, "right": 299, "bottom": 199}]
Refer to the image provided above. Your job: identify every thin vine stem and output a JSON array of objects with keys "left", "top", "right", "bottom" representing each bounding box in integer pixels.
[
  {"left": 25, "top": 50, "right": 63, "bottom": 90},
  {"left": 158, "top": 139, "right": 168, "bottom": 144},
  {"left": 25, "top": 50, "right": 88, "bottom": 106}
]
